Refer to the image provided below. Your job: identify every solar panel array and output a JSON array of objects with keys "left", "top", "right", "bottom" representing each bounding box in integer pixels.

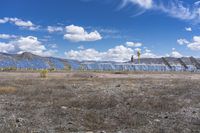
[
  {"left": 80, "top": 63, "right": 181, "bottom": 71},
  {"left": 79, "top": 57, "right": 200, "bottom": 72},
  {"left": 0, "top": 52, "right": 200, "bottom": 72},
  {"left": 79, "top": 63, "right": 199, "bottom": 72},
  {"left": 48, "top": 58, "right": 65, "bottom": 70},
  {"left": 0, "top": 53, "right": 66, "bottom": 70},
  {"left": 67, "top": 60, "right": 81, "bottom": 70}
]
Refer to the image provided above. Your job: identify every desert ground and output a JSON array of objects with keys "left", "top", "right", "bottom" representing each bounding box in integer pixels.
[{"left": 0, "top": 72, "right": 200, "bottom": 133}]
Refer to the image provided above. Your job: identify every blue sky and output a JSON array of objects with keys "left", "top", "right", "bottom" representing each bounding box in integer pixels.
[{"left": 0, "top": 0, "right": 200, "bottom": 61}]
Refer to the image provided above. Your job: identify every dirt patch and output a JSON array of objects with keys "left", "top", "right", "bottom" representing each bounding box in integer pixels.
[{"left": 0, "top": 72, "right": 200, "bottom": 132}]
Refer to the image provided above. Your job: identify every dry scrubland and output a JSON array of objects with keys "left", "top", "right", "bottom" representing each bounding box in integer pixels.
[{"left": 0, "top": 72, "right": 200, "bottom": 133}]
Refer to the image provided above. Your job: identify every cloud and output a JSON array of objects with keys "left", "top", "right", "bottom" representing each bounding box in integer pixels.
[
  {"left": 185, "top": 27, "right": 192, "bottom": 31},
  {"left": 49, "top": 44, "right": 57, "bottom": 49},
  {"left": 177, "top": 38, "right": 189, "bottom": 45},
  {"left": 0, "top": 42, "right": 15, "bottom": 53},
  {"left": 99, "top": 28, "right": 119, "bottom": 34},
  {"left": 15, "top": 36, "right": 46, "bottom": 54},
  {"left": 47, "top": 26, "right": 63, "bottom": 33},
  {"left": 10, "top": 18, "right": 34, "bottom": 27},
  {"left": 168, "top": 49, "right": 183, "bottom": 58},
  {"left": 105, "top": 45, "right": 135, "bottom": 61},
  {"left": 0, "top": 34, "right": 17, "bottom": 39},
  {"left": 65, "top": 49, "right": 103, "bottom": 61},
  {"left": 122, "top": 0, "right": 153, "bottom": 9},
  {"left": 0, "top": 36, "right": 57, "bottom": 56},
  {"left": 187, "top": 36, "right": 200, "bottom": 51},
  {"left": 78, "top": 45, "right": 84, "bottom": 50},
  {"left": 65, "top": 45, "right": 134, "bottom": 61},
  {"left": 140, "top": 48, "right": 158, "bottom": 58},
  {"left": 134, "top": 48, "right": 141, "bottom": 52},
  {"left": 121, "top": 0, "right": 200, "bottom": 23},
  {"left": 126, "top": 41, "right": 142, "bottom": 47},
  {"left": 64, "top": 25, "right": 102, "bottom": 42},
  {"left": 99, "top": 28, "right": 124, "bottom": 39},
  {"left": 156, "top": 1, "right": 195, "bottom": 21},
  {"left": 141, "top": 52, "right": 158, "bottom": 58},
  {"left": 0, "top": 17, "right": 9, "bottom": 24},
  {"left": 177, "top": 36, "right": 200, "bottom": 51},
  {"left": 0, "top": 17, "right": 39, "bottom": 30},
  {"left": 65, "top": 45, "right": 159, "bottom": 61}
]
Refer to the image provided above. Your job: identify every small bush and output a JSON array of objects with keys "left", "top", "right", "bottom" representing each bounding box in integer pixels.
[
  {"left": 113, "top": 71, "right": 129, "bottom": 74},
  {"left": 40, "top": 70, "right": 48, "bottom": 78},
  {"left": 48, "top": 68, "right": 55, "bottom": 72},
  {"left": 66, "top": 65, "right": 72, "bottom": 71},
  {"left": 0, "top": 87, "right": 17, "bottom": 94},
  {"left": 1, "top": 67, "right": 17, "bottom": 71}
]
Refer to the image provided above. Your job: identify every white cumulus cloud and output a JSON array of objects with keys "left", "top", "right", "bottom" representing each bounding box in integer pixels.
[
  {"left": 0, "top": 36, "right": 57, "bottom": 56},
  {"left": 126, "top": 41, "right": 143, "bottom": 47},
  {"left": 47, "top": 26, "right": 63, "bottom": 33},
  {"left": 140, "top": 48, "right": 158, "bottom": 58},
  {"left": 0, "top": 17, "right": 9, "bottom": 24},
  {"left": 187, "top": 36, "right": 200, "bottom": 51},
  {"left": 10, "top": 18, "right": 34, "bottom": 27},
  {"left": 177, "top": 38, "right": 189, "bottom": 45},
  {"left": 0, "top": 42, "right": 15, "bottom": 53},
  {"left": 65, "top": 45, "right": 133, "bottom": 62},
  {"left": 185, "top": 27, "right": 192, "bottom": 31},
  {"left": 65, "top": 45, "right": 159, "bottom": 62},
  {"left": 169, "top": 49, "right": 183, "bottom": 58},
  {"left": 177, "top": 36, "right": 200, "bottom": 51},
  {"left": 64, "top": 25, "right": 102, "bottom": 42},
  {"left": 0, "top": 34, "right": 17, "bottom": 39},
  {"left": 14, "top": 36, "right": 46, "bottom": 54},
  {"left": 0, "top": 17, "right": 39, "bottom": 30}
]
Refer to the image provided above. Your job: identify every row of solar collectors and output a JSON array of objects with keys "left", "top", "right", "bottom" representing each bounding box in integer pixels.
[
  {"left": 0, "top": 59, "right": 65, "bottom": 70},
  {"left": 0, "top": 59, "right": 199, "bottom": 72},
  {"left": 81, "top": 63, "right": 199, "bottom": 72},
  {"left": 48, "top": 58, "right": 65, "bottom": 69},
  {"left": 67, "top": 60, "right": 81, "bottom": 70}
]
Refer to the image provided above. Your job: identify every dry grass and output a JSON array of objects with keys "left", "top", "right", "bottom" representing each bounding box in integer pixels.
[
  {"left": 0, "top": 87, "right": 17, "bottom": 94},
  {"left": 0, "top": 72, "right": 200, "bottom": 132},
  {"left": 40, "top": 70, "right": 48, "bottom": 78}
]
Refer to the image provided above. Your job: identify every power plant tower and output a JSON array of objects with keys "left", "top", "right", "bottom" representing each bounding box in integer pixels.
[{"left": 131, "top": 55, "right": 134, "bottom": 63}]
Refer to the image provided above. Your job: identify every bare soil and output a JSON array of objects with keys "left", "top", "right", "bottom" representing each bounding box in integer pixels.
[{"left": 0, "top": 72, "right": 200, "bottom": 133}]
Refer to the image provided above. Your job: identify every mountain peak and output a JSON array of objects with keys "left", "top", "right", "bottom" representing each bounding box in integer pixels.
[
  {"left": 16, "top": 52, "right": 39, "bottom": 60},
  {"left": 21, "top": 52, "right": 34, "bottom": 56}
]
